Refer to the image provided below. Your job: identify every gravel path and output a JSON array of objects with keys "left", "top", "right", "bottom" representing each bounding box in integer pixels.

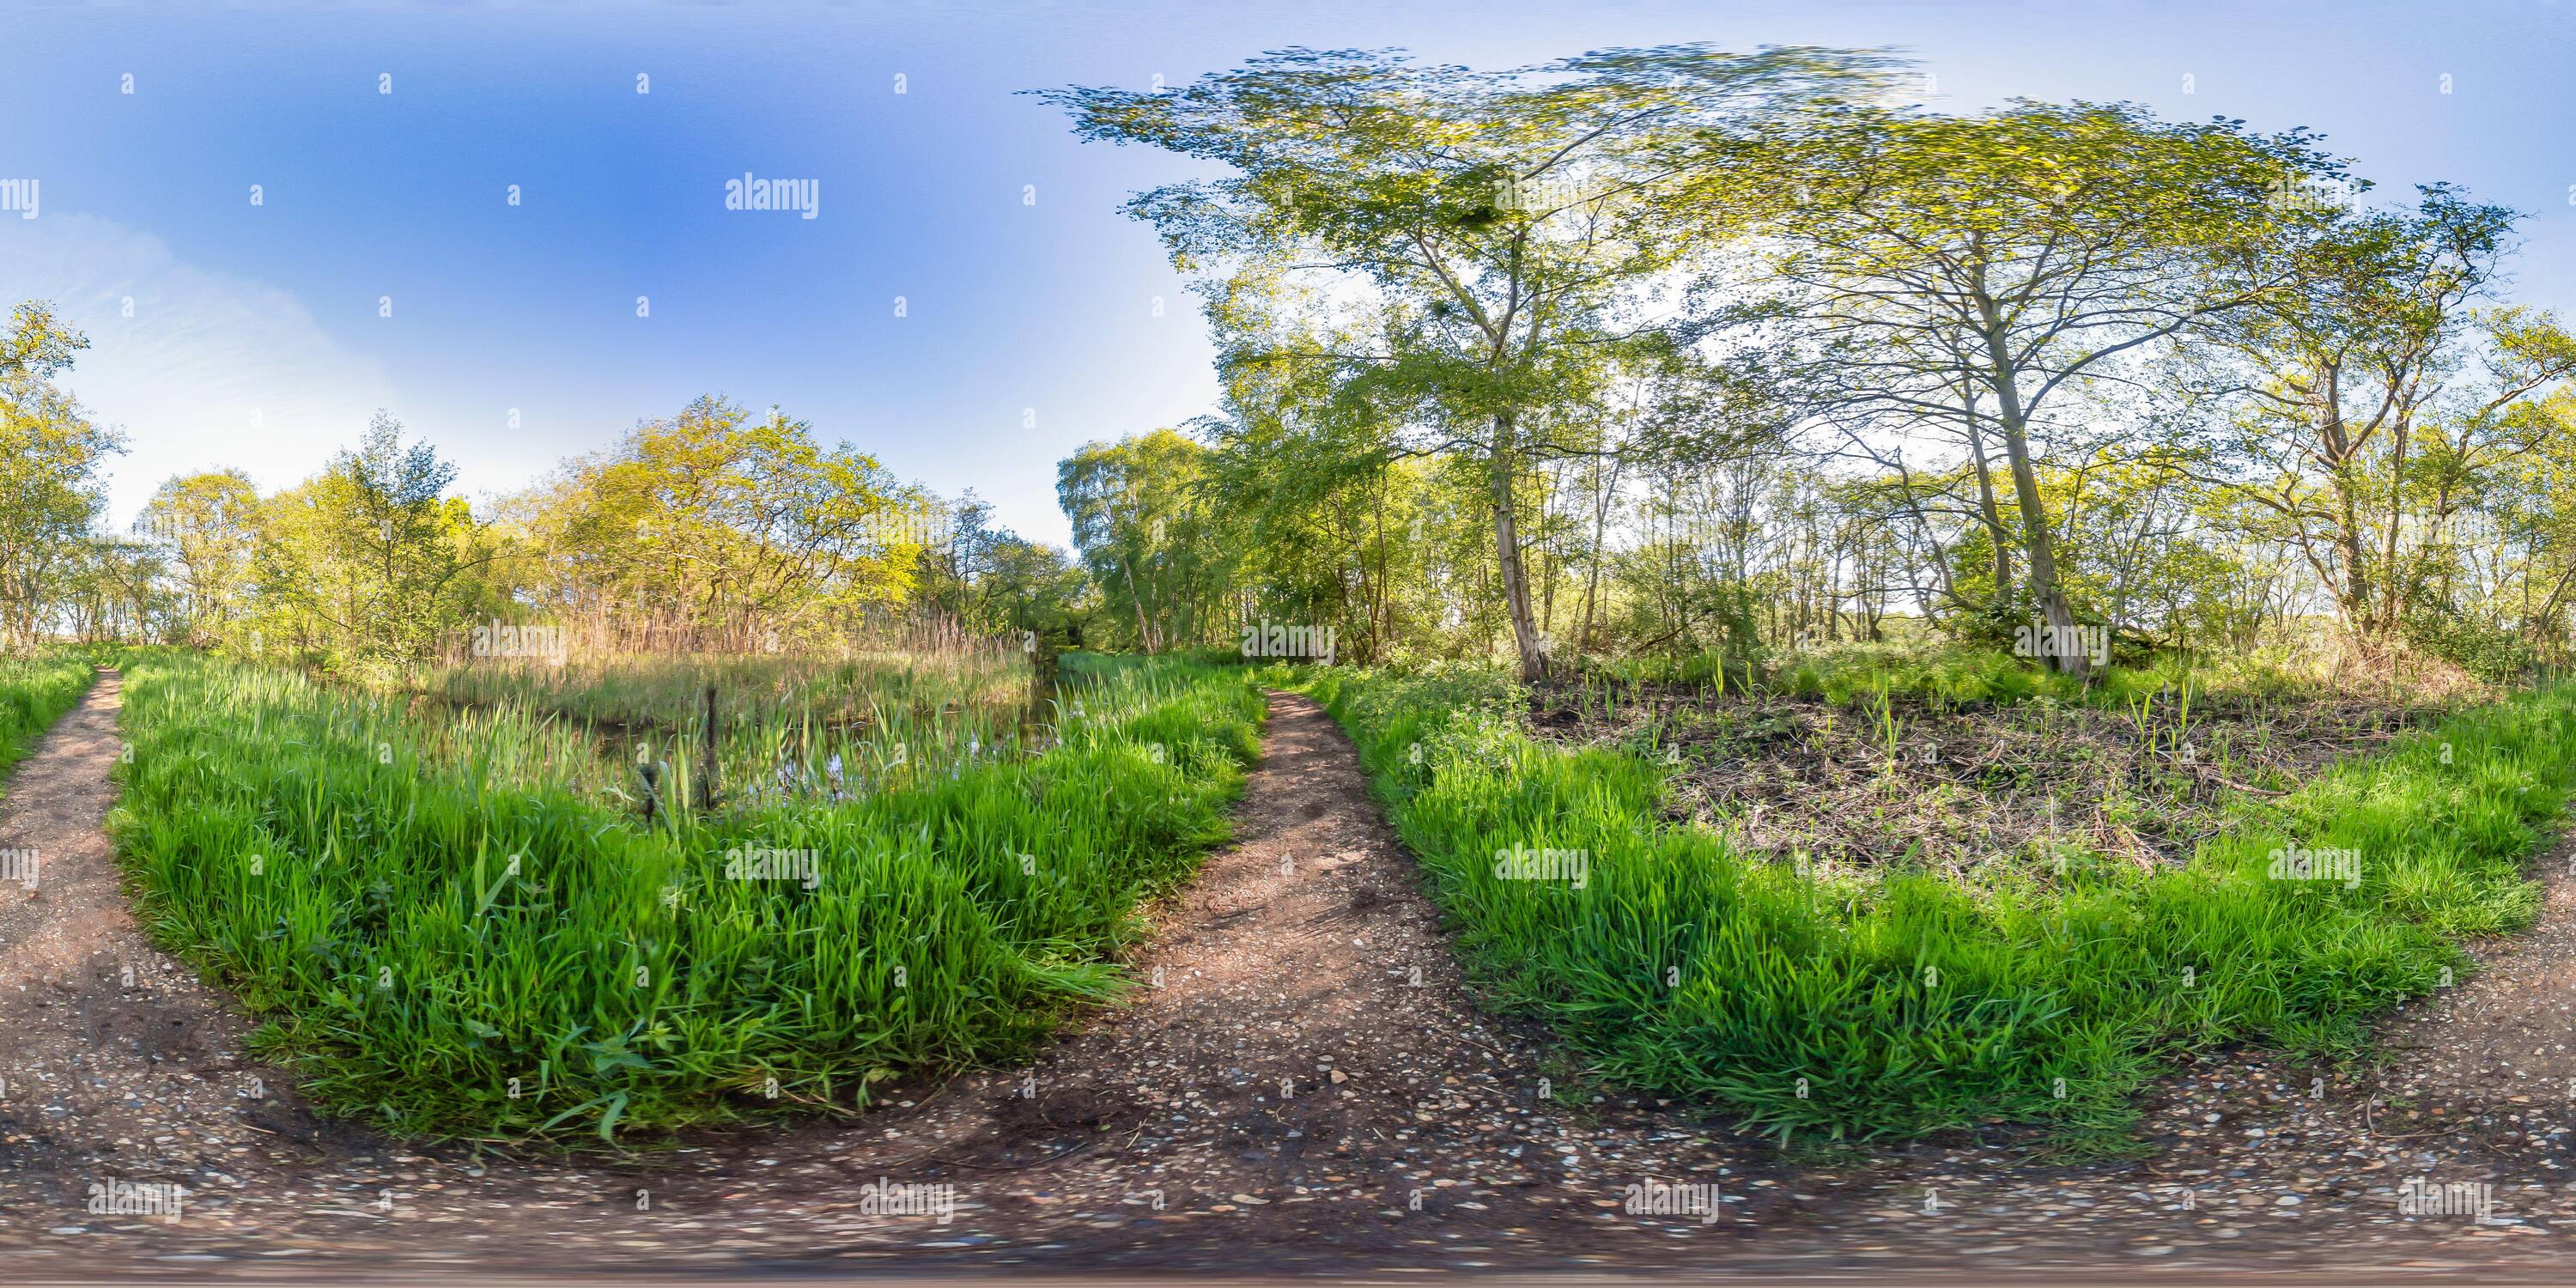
[{"left": 0, "top": 677, "right": 2572, "bottom": 1279}]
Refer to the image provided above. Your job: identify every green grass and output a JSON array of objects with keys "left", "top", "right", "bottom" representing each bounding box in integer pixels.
[
  {"left": 108, "top": 649, "right": 1263, "bottom": 1142},
  {"left": 0, "top": 650, "right": 97, "bottom": 786},
  {"left": 1284, "top": 659, "right": 2573, "bottom": 1145}
]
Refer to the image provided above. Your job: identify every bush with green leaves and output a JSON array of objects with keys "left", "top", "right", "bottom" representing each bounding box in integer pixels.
[{"left": 2402, "top": 610, "right": 2541, "bottom": 683}]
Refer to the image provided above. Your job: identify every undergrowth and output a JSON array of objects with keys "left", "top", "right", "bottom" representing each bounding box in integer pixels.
[{"left": 1281, "top": 658, "right": 2572, "bottom": 1145}]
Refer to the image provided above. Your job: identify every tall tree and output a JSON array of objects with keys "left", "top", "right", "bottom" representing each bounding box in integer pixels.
[
  {"left": 1056, "top": 430, "right": 1227, "bottom": 653},
  {"left": 1741, "top": 101, "right": 2331, "bottom": 673},
  {"left": 0, "top": 302, "right": 123, "bottom": 647},
  {"left": 1042, "top": 46, "right": 1891, "bottom": 680},
  {"left": 136, "top": 470, "right": 263, "bottom": 644},
  {"left": 0, "top": 301, "right": 87, "bottom": 381},
  {"left": 912, "top": 491, "right": 1093, "bottom": 645},
  {"left": 253, "top": 413, "right": 490, "bottom": 666},
  {"left": 2190, "top": 188, "right": 2576, "bottom": 636},
  {"left": 508, "top": 396, "right": 925, "bottom": 646}
]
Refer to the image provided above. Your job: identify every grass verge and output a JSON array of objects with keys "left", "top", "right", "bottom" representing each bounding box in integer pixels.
[
  {"left": 0, "top": 650, "right": 97, "bottom": 787},
  {"left": 1286, "top": 660, "right": 2573, "bottom": 1145},
  {"left": 109, "top": 649, "right": 1262, "bottom": 1142}
]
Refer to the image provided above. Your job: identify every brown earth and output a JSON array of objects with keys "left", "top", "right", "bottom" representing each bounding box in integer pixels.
[
  {"left": 0, "top": 674, "right": 2572, "bottom": 1280},
  {"left": 1528, "top": 682, "right": 2434, "bottom": 874}
]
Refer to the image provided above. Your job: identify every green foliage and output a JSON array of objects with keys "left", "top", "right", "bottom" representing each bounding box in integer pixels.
[
  {"left": 1297, "top": 660, "right": 2570, "bottom": 1142},
  {"left": 507, "top": 396, "right": 930, "bottom": 646},
  {"left": 1057, "top": 429, "right": 1231, "bottom": 654},
  {"left": 2401, "top": 610, "right": 2540, "bottom": 683},
  {"left": 1044, "top": 46, "right": 1897, "bottom": 680},
  {"left": 135, "top": 470, "right": 261, "bottom": 644},
  {"left": 107, "top": 650, "right": 1263, "bottom": 1141},
  {"left": 910, "top": 494, "right": 1095, "bottom": 648},
  {"left": 0, "top": 301, "right": 125, "bottom": 649},
  {"left": 248, "top": 413, "right": 498, "bottom": 671},
  {"left": 0, "top": 650, "right": 94, "bottom": 786}
]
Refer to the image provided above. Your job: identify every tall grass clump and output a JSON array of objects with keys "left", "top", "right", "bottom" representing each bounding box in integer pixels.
[
  {"left": 1295, "top": 661, "right": 2576, "bottom": 1143},
  {"left": 108, "top": 649, "right": 1261, "bottom": 1141},
  {"left": 0, "top": 650, "right": 96, "bottom": 786}
]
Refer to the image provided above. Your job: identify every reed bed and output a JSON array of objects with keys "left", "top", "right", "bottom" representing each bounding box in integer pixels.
[{"left": 417, "top": 642, "right": 1046, "bottom": 808}]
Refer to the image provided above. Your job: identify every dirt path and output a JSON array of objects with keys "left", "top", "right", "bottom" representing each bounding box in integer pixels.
[
  {"left": 0, "top": 671, "right": 335, "bottom": 1207},
  {"left": 0, "top": 680, "right": 2572, "bottom": 1279}
]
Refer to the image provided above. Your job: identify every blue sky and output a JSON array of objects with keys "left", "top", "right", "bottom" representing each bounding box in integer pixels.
[{"left": 4, "top": 0, "right": 2572, "bottom": 548}]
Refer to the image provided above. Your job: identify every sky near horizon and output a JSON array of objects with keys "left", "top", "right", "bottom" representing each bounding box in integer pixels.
[{"left": 4, "top": 0, "right": 2573, "bottom": 549}]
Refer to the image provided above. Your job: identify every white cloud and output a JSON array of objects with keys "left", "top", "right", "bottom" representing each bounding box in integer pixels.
[{"left": 0, "top": 214, "right": 392, "bottom": 526}]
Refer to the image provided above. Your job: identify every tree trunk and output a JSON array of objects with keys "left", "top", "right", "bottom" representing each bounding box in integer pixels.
[
  {"left": 1488, "top": 414, "right": 1547, "bottom": 683},
  {"left": 1963, "top": 395, "right": 2013, "bottom": 605},
  {"left": 1979, "top": 324, "right": 2087, "bottom": 678},
  {"left": 2379, "top": 422, "right": 2407, "bottom": 634},
  {"left": 2331, "top": 479, "right": 2375, "bottom": 634},
  {"left": 1577, "top": 455, "right": 1617, "bottom": 655},
  {"left": 1117, "top": 556, "right": 1157, "bottom": 654}
]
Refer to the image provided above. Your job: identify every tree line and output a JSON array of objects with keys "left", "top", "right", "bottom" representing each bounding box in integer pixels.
[
  {"left": 10, "top": 42, "right": 2576, "bottom": 684},
  {"left": 1037, "top": 46, "right": 2576, "bottom": 682},
  {"left": 0, "top": 313, "right": 1091, "bottom": 670}
]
